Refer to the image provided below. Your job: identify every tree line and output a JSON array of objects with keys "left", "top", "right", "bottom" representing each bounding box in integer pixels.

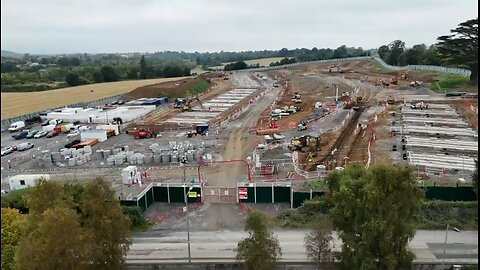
[
  {"left": 1, "top": 55, "right": 193, "bottom": 91},
  {"left": 378, "top": 18, "right": 477, "bottom": 85},
  {"left": 1, "top": 178, "right": 134, "bottom": 270}
]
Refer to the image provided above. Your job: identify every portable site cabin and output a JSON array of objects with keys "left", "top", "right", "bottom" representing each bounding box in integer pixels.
[
  {"left": 8, "top": 174, "right": 50, "bottom": 191},
  {"left": 121, "top": 166, "right": 141, "bottom": 185}
]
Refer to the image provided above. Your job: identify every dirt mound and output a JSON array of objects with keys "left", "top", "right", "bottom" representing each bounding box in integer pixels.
[{"left": 123, "top": 73, "right": 220, "bottom": 101}]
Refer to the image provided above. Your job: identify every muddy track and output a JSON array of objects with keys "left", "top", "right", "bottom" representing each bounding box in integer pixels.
[{"left": 320, "top": 107, "right": 365, "bottom": 166}]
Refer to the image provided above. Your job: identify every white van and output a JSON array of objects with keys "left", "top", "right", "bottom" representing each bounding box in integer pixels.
[
  {"left": 42, "top": 124, "right": 57, "bottom": 132},
  {"left": 8, "top": 121, "right": 26, "bottom": 132},
  {"left": 17, "top": 142, "right": 34, "bottom": 151}
]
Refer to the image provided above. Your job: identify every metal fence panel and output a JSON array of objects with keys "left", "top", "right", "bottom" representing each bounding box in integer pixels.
[
  {"left": 256, "top": 187, "right": 273, "bottom": 203},
  {"left": 292, "top": 192, "right": 311, "bottom": 208},
  {"left": 274, "top": 187, "right": 290, "bottom": 203},
  {"left": 146, "top": 189, "right": 154, "bottom": 208},
  {"left": 423, "top": 186, "right": 476, "bottom": 201},
  {"left": 137, "top": 195, "right": 147, "bottom": 212},
  {"left": 169, "top": 187, "right": 185, "bottom": 203},
  {"left": 153, "top": 186, "right": 169, "bottom": 202}
]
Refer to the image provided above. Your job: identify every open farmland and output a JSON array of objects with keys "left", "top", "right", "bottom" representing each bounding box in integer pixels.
[
  {"left": 1, "top": 77, "right": 187, "bottom": 119},
  {"left": 209, "top": 57, "right": 289, "bottom": 69}
]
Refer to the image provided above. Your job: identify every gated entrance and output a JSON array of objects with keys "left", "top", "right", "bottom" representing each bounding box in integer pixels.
[{"left": 202, "top": 186, "right": 237, "bottom": 203}]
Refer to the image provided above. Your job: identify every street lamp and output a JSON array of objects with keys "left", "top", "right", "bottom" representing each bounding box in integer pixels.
[
  {"left": 181, "top": 155, "right": 192, "bottom": 263},
  {"left": 184, "top": 185, "right": 193, "bottom": 263},
  {"left": 442, "top": 224, "right": 461, "bottom": 269}
]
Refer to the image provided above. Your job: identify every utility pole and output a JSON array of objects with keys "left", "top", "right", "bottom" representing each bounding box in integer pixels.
[
  {"left": 181, "top": 155, "right": 192, "bottom": 263},
  {"left": 442, "top": 224, "right": 460, "bottom": 269}
]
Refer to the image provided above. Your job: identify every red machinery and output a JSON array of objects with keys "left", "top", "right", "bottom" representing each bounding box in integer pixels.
[{"left": 127, "top": 128, "right": 155, "bottom": 139}]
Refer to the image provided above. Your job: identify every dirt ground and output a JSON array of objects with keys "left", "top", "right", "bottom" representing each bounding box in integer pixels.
[
  {"left": 123, "top": 73, "right": 220, "bottom": 100},
  {"left": 257, "top": 59, "right": 471, "bottom": 171}
]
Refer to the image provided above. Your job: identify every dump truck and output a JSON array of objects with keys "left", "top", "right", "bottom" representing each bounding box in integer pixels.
[{"left": 288, "top": 135, "right": 320, "bottom": 152}]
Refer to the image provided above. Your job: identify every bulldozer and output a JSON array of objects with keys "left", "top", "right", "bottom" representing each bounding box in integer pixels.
[
  {"left": 288, "top": 135, "right": 320, "bottom": 152},
  {"left": 400, "top": 71, "right": 410, "bottom": 80}
]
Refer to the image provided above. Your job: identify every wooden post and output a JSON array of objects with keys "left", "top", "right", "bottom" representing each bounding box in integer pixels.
[
  {"left": 254, "top": 183, "right": 257, "bottom": 203},
  {"left": 310, "top": 189, "right": 313, "bottom": 200}
]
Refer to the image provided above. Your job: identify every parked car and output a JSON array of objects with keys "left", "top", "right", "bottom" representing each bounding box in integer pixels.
[
  {"left": 34, "top": 131, "right": 48, "bottom": 138},
  {"left": 17, "top": 142, "right": 34, "bottom": 151},
  {"left": 72, "top": 121, "right": 80, "bottom": 125},
  {"left": 64, "top": 140, "right": 81, "bottom": 149},
  {"left": 41, "top": 119, "right": 50, "bottom": 126},
  {"left": 26, "top": 130, "right": 39, "bottom": 138},
  {"left": 12, "top": 131, "right": 29, "bottom": 140},
  {"left": 46, "top": 130, "right": 60, "bottom": 138},
  {"left": 67, "top": 130, "right": 80, "bottom": 138},
  {"left": 1, "top": 146, "right": 14, "bottom": 156}
]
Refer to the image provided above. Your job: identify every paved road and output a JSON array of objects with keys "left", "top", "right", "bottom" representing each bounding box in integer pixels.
[{"left": 127, "top": 229, "right": 478, "bottom": 264}]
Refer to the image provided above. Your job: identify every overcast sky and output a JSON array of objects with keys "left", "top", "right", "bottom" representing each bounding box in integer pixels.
[{"left": 1, "top": 0, "right": 478, "bottom": 54}]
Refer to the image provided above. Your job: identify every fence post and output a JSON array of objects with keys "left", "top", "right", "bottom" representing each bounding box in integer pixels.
[
  {"left": 290, "top": 188, "right": 294, "bottom": 209},
  {"left": 254, "top": 183, "right": 257, "bottom": 203},
  {"left": 310, "top": 189, "right": 313, "bottom": 200},
  {"left": 152, "top": 186, "right": 155, "bottom": 202},
  {"left": 167, "top": 183, "right": 170, "bottom": 203},
  {"left": 272, "top": 183, "right": 274, "bottom": 203}
]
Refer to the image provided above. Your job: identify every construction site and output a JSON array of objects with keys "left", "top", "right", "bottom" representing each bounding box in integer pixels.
[{"left": 1, "top": 58, "right": 478, "bottom": 217}]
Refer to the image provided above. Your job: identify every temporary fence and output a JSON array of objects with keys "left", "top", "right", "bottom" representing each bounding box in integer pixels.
[
  {"left": 118, "top": 180, "right": 476, "bottom": 212},
  {"left": 120, "top": 182, "right": 202, "bottom": 212},
  {"left": 372, "top": 56, "right": 471, "bottom": 77}
]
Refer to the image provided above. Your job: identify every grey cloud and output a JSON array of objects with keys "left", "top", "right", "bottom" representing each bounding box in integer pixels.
[{"left": 1, "top": 0, "right": 477, "bottom": 54}]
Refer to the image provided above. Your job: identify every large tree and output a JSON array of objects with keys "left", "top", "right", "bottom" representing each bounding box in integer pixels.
[
  {"left": 437, "top": 18, "right": 478, "bottom": 85},
  {"left": 304, "top": 217, "right": 335, "bottom": 269},
  {"left": 16, "top": 206, "right": 92, "bottom": 270},
  {"left": 330, "top": 164, "right": 424, "bottom": 270},
  {"left": 237, "top": 209, "right": 282, "bottom": 270},
  {"left": 80, "top": 178, "right": 131, "bottom": 268},
  {"left": 387, "top": 40, "right": 406, "bottom": 66},
  {"left": 1, "top": 208, "right": 24, "bottom": 270},
  {"left": 14, "top": 178, "right": 131, "bottom": 269}
]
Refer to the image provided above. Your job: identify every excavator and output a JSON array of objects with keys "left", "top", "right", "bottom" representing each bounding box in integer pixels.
[
  {"left": 182, "top": 94, "right": 207, "bottom": 112},
  {"left": 288, "top": 135, "right": 320, "bottom": 152}
]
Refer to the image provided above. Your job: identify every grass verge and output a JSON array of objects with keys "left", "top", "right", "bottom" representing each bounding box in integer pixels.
[
  {"left": 428, "top": 73, "right": 472, "bottom": 92},
  {"left": 275, "top": 198, "right": 478, "bottom": 230}
]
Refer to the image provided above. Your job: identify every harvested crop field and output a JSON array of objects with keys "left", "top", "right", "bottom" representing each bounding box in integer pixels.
[
  {"left": 209, "top": 57, "right": 290, "bottom": 69},
  {"left": 1, "top": 77, "right": 188, "bottom": 119}
]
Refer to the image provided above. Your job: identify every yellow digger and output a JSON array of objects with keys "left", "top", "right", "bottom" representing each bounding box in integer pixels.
[
  {"left": 288, "top": 135, "right": 320, "bottom": 152},
  {"left": 182, "top": 94, "right": 207, "bottom": 112}
]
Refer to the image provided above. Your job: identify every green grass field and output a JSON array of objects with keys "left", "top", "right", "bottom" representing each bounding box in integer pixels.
[{"left": 429, "top": 73, "right": 474, "bottom": 92}]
